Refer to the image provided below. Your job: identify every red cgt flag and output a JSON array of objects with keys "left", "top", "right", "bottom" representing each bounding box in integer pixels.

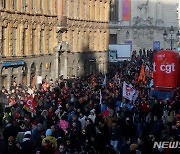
[{"left": 24, "top": 95, "right": 37, "bottom": 115}]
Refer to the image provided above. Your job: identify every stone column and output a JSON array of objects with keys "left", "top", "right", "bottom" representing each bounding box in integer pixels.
[
  {"left": 78, "top": 31, "right": 82, "bottom": 52},
  {"left": 0, "top": 24, "right": 2, "bottom": 56},
  {"left": 74, "top": 0, "right": 77, "bottom": 18},
  {"left": 68, "top": 0, "right": 72, "bottom": 17},
  {"left": 7, "top": 68, "right": 12, "bottom": 91},
  {"left": 6, "top": 0, "right": 10, "bottom": 10},
  {"left": 73, "top": 30, "right": 78, "bottom": 51},
  {"left": 105, "top": 30, "right": 109, "bottom": 50},
  {"left": 79, "top": 0, "right": 83, "bottom": 19},
  {"left": 9, "top": 24, "right": 13, "bottom": 57},
  {"left": 118, "top": 0, "right": 122, "bottom": 22},
  {"left": 86, "top": 0, "right": 89, "bottom": 20},
  {"left": 54, "top": 52, "right": 59, "bottom": 79},
  {"left": 157, "top": 0, "right": 163, "bottom": 21},
  {"left": 92, "top": 0, "right": 95, "bottom": 20},
  {"left": 0, "top": 65, "right": 2, "bottom": 89},
  {"left": 17, "top": 67, "right": 23, "bottom": 85},
  {"left": 95, "top": 0, "right": 98, "bottom": 21},
  {"left": 105, "top": 1, "right": 110, "bottom": 22},
  {"left": 0, "top": 75, "right": 2, "bottom": 89},
  {"left": 99, "top": 1, "right": 102, "bottom": 22},
  {"left": 89, "top": 0, "right": 92, "bottom": 20},
  {"left": 0, "top": 0, "right": 2, "bottom": 9},
  {"left": 63, "top": 51, "right": 68, "bottom": 79},
  {"left": 26, "top": 69, "right": 31, "bottom": 87}
]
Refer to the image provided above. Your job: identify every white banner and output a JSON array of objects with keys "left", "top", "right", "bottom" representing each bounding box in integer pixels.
[
  {"left": 37, "top": 76, "right": 42, "bottom": 84},
  {"left": 123, "top": 81, "right": 136, "bottom": 101}
]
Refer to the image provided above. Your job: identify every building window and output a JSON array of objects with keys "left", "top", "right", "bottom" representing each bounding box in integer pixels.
[
  {"left": 2, "top": 0, "right": 6, "bottom": 9},
  {"left": 72, "top": 0, "right": 74, "bottom": 17},
  {"left": 24, "top": 0, "right": 27, "bottom": 11},
  {"left": 32, "top": 29, "right": 35, "bottom": 55},
  {"left": 12, "top": 0, "right": 17, "bottom": 10},
  {"left": 39, "top": 30, "right": 43, "bottom": 54},
  {"left": 48, "top": 30, "right": 51, "bottom": 53},
  {"left": 72, "top": 30, "right": 74, "bottom": 51},
  {"left": 83, "top": 1, "right": 86, "bottom": 19},
  {"left": 55, "top": 0, "right": 58, "bottom": 14},
  {"left": 12, "top": 28, "right": 17, "bottom": 56},
  {"left": 1, "top": 27, "right": 6, "bottom": 56},
  {"left": 77, "top": 0, "right": 80, "bottom": 18},
  {"left": 110, "top": 0, "right": 118, "bottom": 22},
  {"left": 40, "top": 0, "right": 43, "bottom": 12},
  {"left": 64, "top": 0, "right": 68, "bottom": 16},
  {"left": 48, "top": 0, "right": 51, "bottom": 14},
  {"left": 32, "top": 0, "right": 35, "bottom": 11},
  {"left": 22, "top": 29, "right": 26, "bottom": 56},
  {"left": 109, "top": 34, "right": 117, "bottom": 44}
]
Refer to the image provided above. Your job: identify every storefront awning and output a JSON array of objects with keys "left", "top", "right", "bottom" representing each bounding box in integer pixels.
[{"left": 2, "top": 61, "right": 25, "bottom": 67}]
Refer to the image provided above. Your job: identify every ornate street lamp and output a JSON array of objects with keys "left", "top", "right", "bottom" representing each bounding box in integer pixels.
[{"left": 163, "top": 26, "right": 180, "bottom": 50}]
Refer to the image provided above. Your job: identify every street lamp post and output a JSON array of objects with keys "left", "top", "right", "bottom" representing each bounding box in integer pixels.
[{"left": 163, "top": 26, "right": 180, "bottom": 50}]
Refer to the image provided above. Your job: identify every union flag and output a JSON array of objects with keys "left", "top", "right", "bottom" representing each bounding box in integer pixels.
[{"left": 24, "top": 95, "right": 37, "bottom": 115}]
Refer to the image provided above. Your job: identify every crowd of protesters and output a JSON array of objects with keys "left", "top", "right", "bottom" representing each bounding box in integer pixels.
[{"left": 0, "top": 48, "right": 179, "bottom": 154}]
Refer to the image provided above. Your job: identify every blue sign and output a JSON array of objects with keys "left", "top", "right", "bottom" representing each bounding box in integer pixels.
[
  {"left": 153, "top": 41, "right": 160, "bottom": 51},
  {"left": 2, "top": 61, "right": 25, "bottom": 67}
]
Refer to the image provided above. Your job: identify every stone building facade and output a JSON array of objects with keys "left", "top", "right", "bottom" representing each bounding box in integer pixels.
[
  {"left": 0, "top": 0, "right": 110, "bottom": 90},
  {"left": 0, "top": 0, "right": 62, "bottom": 90},
  {"left": 59, "top": 0, "right": 110, "bottom": 78},
  {"left": 109, "top": 0, "right": 179, "bottom": 51}
]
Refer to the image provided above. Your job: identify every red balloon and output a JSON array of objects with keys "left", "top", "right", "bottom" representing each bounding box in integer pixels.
[{"left": 153, "top": 50, "right": 180, "bottom": 89}]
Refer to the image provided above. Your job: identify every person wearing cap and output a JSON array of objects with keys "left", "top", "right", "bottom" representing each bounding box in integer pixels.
[
  {"left": 42, "top": 129, "right": 58, "bottom": 153},
  {"left": 20, "top": 131, "right": 33, "bottom": 154},
  {"left": 55, "top": 143, "right": 68, "bottom": 154},
  {"left": 88, "top": 109, "right": 96, "bottom": 123},
  {"left": 121, "top": 117, "right": 136, "bottom": 140}
]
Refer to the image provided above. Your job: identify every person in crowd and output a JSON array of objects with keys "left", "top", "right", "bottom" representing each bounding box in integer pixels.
[
  {"left": 42, "top": 128, "right": 58, "bottom": 153},
  {"left": 20, "top": 131, "right": 33, "bottom": 154},
  {"left": 109, "top": 120, "right": 121, "bottom": 152},
  {"left": 55, "top": 143, "right": 68, "bottom": 154},
  {"left": 4, "top": 136, "right": 20, "bottom": 154}
]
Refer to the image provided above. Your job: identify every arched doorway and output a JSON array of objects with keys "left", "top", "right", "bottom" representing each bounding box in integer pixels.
[
  {"left": 22, "top": 65, "right": 28, "bottom": 87},
  {"left": 39, "top": 63, "right": 43, "bottom": 76},
  {"left": 76, "top": 60, "right": 80, "bottom": 77},
  {"left": 11, "top": 68, "right": 18, "bottom": 86},
  {"left": 1, "top": 67, "right": 8, "bottom": 89},
  {"left": 84, "top": 58, "right": 88, "bottom": 76},
  {"left": 49, "top": 62, "right": 51, "bottom": 79},
  {"left": 98, "top": 56, "right": 103, "bottom": 74},
  {"left": 30, "top": 62, "right": 36, "bottom": 87}
]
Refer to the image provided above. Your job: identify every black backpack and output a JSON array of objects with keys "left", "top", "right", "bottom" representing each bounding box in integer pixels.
[{"left": 42, "top": 139, "right": 54, "bottom": 154}]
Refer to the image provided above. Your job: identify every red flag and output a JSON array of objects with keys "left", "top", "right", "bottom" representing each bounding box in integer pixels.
[
  {"left": 101, "top": 110, "right": 109, "bottom": 117},
  {"left": 24, "top": 95, "right": 37, "bottom": 115}
]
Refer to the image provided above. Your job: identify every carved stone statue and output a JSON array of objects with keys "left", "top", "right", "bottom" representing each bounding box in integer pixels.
[
  {"left": 138, "top": 0, "right": 149, "bottom": 20},
  {"left": 133, "top": 0, "right": 153, "bottom": 27}
]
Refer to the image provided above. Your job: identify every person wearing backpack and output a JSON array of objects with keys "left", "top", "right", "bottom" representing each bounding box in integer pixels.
[{"left": 42, "top": 129, "right": 58, "bottom": 154}]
